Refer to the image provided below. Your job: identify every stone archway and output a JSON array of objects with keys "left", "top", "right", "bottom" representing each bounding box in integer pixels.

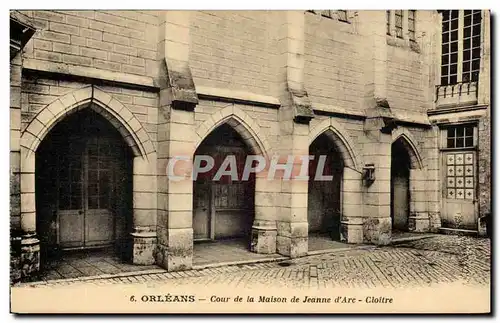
[
  {"left": 194, "top": 105, "right": 276, "bottom": 254},
  {"left": 19, "top": 86, "right": 157, "bottom": 277},
  {"left": 35, "top": 108, "right": 134, "bottom": 268},
  {"left": 193, "top": 124, "right": 255, "bottom": 243},
  {"left": 308, "top": 133, "right": 344, "bottom": 242},
  {"left": 308, "top": 119, "right": 364, "bottom": 245},
  {"left": 390, "top": 129, "right": 428, "bottom": 233},
  {"left": 391, "top": 128, "right": 425, "bottom": 170}
]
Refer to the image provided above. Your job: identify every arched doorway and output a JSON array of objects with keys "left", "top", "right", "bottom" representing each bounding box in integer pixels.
[
  {"left": 192, "top": 124, "right": 255, "bottom": 245},
  {"left": 308, "top": 133, "right": 343, "bottom": 242},
  {"left": 390, "top": 138, "right": 412, "bottom": 232},
  {"left": 36, "top": 108, "right": 133, "bottom": 269}
]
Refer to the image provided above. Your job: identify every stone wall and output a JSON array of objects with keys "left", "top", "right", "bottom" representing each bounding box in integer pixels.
[
  {"left": 21, "top": 10, "right": 158, "bottom": 78},
  {"left": 190, "top": 11, "right": 279, "bottom": 96},
  {"left": 304, "top": 12, "right": 365, "bottom": 113}
]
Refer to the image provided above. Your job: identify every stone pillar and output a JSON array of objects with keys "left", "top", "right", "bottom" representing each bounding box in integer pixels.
[
  {"left": 11, "top": 53, "right": 22, "bottom": 233},
  {"left": 155, "top": 10, "right": 198, "bottom": 271},
  {"left": 408, "top": 168, "right": 430, "bottom": 232},
  {"left": 19, "top": 148, "right": 40, "bottom": 278},
  {"left": 358, "top": 11, "right": 393, "bottom": 246},
  {"left": 251, "top": 173, "right": 278, "bottom": 254},
  {"left": 362, "top": 124, "right": 393, "bottom": 245},
  {"left": 131, "top": 155, "right": 157, "bottom": 265},
  {"left": 10, "top": 52, "right": 23, "bottom": 282},
  {"left": 426, "top": 125, "right": 442, "bottom": 232},
  {"left": 340, "top": 167, "right": 364, "bottom": 243},
  {"left": 274, "top": 11, "right": 313, "bottom": 258},
  {"left": 15, "top": 43, "right": 40, "bottom": 278},
  {"left": 277, "top": 128, "right": 310, "bottom": 258}
]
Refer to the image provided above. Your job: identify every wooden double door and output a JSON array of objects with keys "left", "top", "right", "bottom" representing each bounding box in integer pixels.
[
  {"left": 56, "top": 136, "right": 128, "bottom": 249},
  {"left": 36, "top": 111, "right": 132, "bottom": 253}
]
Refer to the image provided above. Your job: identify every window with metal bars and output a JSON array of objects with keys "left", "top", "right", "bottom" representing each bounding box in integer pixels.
[
  {"left": 408, "top": 10, "right": 416, "bottom": 41},
  {"left": 395, "top": 10, "right": 403, "bottom": 38}
]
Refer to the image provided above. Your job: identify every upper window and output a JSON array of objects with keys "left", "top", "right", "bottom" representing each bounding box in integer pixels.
[
  {"left": 387, "top": 10, "right": 415, "bottom": 42},
  {"left": 320, "top": 10, "right": 333, "bottom": 18},
  {"left": 337, "top": 10, "right": 348, "bottom": 22},
  {"left": 395, "top": 10, "right": 403, "bottom": 38},
  {"left": 408, "top": 10, "right": 416, "bottom": 41},
  {"left": 462, "top": 10, "right": 482, "bottom": 83},
  {"left": 386, "top": 10, "right": 391, "bottom": 35},
  {"left": 306, "top": 10, "right": 349, "bottom": 23},
  {"left": 440, "top": 10, "right": 482, "bottom": 86},
  {"left": 441, "top": 10, "right": 459, "bottom": 85},
  {"left": 446, "top": 124, "right": 475, "bottom": 148}
]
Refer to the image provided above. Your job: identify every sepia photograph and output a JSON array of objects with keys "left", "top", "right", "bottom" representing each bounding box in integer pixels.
[{"left": 7, "top": 5, "right": 492, "bottom": 315}]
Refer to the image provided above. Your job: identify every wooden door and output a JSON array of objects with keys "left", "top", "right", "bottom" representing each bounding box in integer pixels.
[
  {"left": 85, "top": 137, "right": 115, "bottom": 247},
  {"left": 57, "top": 141, "right": 85, "bottom": 248},
  {"left": 442, "top": 151, "right": 478, "bottom": 229},
  {"left": 57, "top": 137, "right": 117, "bottom": 249},
  {"left": 193, "top": 182, "right": 211, "bottom": 240},
  {"left": 392, "top": 174, "right": 409, "bottom": 231}
]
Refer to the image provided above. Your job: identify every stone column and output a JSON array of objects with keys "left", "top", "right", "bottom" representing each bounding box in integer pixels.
[
  {"left": 425, "top": 126, "right": 442, "bottom": 232},
  {"left": 131, "top": 155, "right": 157, "bottom": 265},
  {"left": 19, "top": 148, "right": 40, "bottom": 278},
  {"left": 10, "top": 53, "right": 24, "bottom": 282},
  {"left": 277, "top": 125, "right": 310, "bottom": 258},
  {"left": 155, "top": 10, "right": 198, "bottom": 271},
  {"left": 274, "top": 11, "right": 314, "bottom": 258},
  {"left": 359, "top": 11, "right": 393, "bottom": 246},
  {"left": 340, "top": 167, "right": 364, "bottom": 243},
  {"left": 13, "top": 47, "right": 40, "bottom": 278},
  {"left": 251, "top": 173, "right": 278, "bottom": 254},
  {"left": 408, "top": 168, "right": 430, "bottom": 232},
  {"left": 362, "top": 121, "right": 393, "bottom": 245}
]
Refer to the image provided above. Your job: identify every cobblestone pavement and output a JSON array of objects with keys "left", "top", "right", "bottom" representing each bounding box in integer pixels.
[{"left": 17, "top": 235, "right": 490, "bottom": 290}]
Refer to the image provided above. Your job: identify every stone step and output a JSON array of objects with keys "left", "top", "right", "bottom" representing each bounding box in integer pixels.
[{"left": 439, "top": 227, "right": 479, "bottom": 237}]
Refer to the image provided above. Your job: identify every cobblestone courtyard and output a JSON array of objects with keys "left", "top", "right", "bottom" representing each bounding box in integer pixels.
[{"left": 16, "top": 235, "right": 490, "bottom": 290}]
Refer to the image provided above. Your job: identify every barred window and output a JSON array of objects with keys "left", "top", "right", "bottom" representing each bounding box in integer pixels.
[
  {"left": 395, "top": 10, "right": 403, "bottom": 38},
  {"left": 337, "top": 10, "right": 348, "bottom": 22},
  {"left": 408, "top": 10, "right": 416, "bottom": 41},
  {"left": 462, "top": 10, "right": 482, "bottom": 82},
  {"left": 386, "top": 10, "right": 391, "bottom": 35}
]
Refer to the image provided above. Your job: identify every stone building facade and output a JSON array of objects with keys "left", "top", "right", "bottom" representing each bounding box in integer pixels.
[{"left": 9, "top": 10, "right": 491, "bottom": 280}]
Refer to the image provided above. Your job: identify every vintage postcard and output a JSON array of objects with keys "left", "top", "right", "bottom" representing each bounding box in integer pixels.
[{"left": 9, "top": 8, "right": 491, "bottom": 314}]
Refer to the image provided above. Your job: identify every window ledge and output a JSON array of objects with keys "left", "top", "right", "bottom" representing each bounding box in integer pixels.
[{"left": 386, "top": 35, "right": 421, "bottom": 53}]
